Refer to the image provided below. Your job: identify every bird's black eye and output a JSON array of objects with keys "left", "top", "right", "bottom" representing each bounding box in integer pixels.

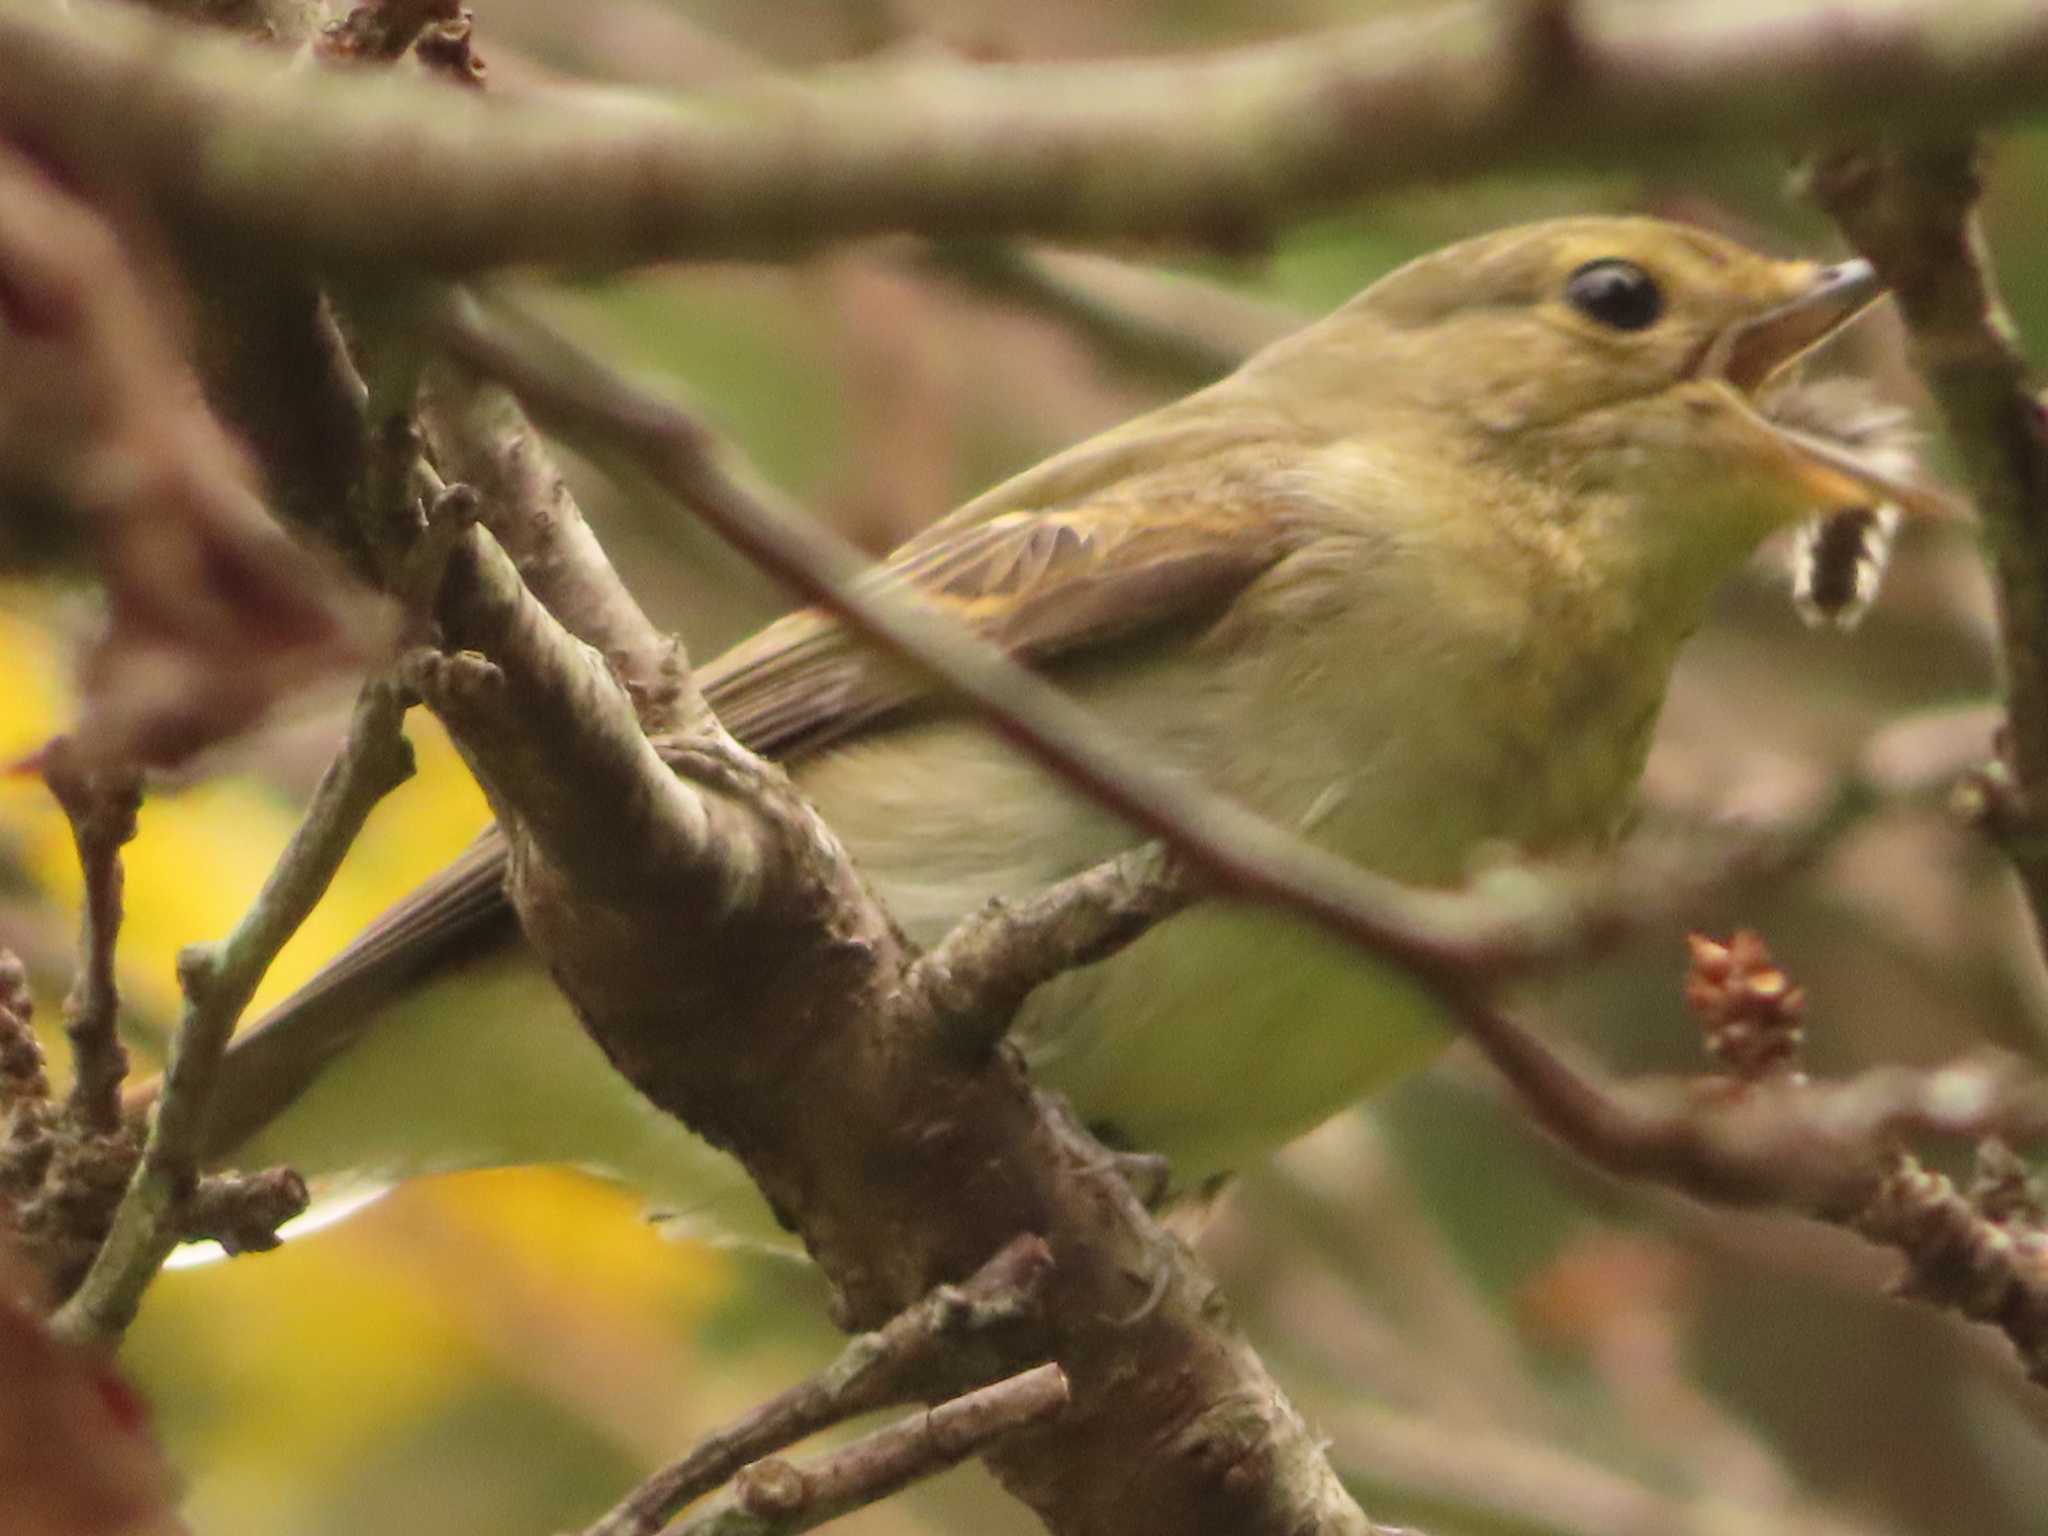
[{"left": 1564, "top": 260, "right": 1663, "bottom": 331}]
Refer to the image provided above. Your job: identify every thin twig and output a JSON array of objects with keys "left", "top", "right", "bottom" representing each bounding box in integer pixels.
[
  {"left": 666, "top": 1364, "right": 1070, "bottom": 1536},
  {"left": 906, "top": 846, "right": 1196, "bottom": 1060},
  {"left": 584, "top": 1235, "right": 1054, "bottom": 1536},
  {"left": 49, "top": 678, "right": 414, "bottom": 1345},
  {"left": 1460, "top": 1006, "right": 2048, "bottom": 1206},
  {"left": 1456, "top": 982, "right": 2048, "bottom": 1379},
  {"left": 40, "top": 742, "right": 141, "bottom": 1134}
]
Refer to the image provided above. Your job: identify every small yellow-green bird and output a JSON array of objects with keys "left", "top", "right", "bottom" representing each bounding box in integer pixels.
[{"left": 164, "top": 217, "right": 1925, "bottom": 1241}]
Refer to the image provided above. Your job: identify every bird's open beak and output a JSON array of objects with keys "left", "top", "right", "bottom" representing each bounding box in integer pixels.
[
  {"left": 1718, "top": 259, "right": 1883, "bottom": 392},
  {"left": 1706, "top": 259, "right": 1964, "bottom": 522}
]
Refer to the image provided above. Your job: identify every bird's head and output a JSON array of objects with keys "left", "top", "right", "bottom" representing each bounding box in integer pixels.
[{"left": 1258, "top": 216, "right": 1939, "bottom": 561}]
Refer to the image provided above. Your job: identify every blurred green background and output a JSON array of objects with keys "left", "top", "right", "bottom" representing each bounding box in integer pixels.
[{"left": 7, "top": 1, "right": 2048, "bottom": 1532}]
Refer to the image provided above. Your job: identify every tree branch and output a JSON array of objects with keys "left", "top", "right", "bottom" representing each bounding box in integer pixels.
[
  {"left": 49, "top": 679, "right": 413, "bottom": 1345},
  {"left": 906, "top": 845, "right": 1196, "bottom": 1060},
  {"left": 8, "top": 0, "right": 2048, "bottom": 270},
  {"left": 412, "top": 525, "right": 776, "bottom": 911},
  {"left": 585, "top": 1235, "right": 1053, "bottom": 1536},
  {"left": 1454, "top": 933, "right": 2048, "bottom": 1383},
  {"left": 393, "top": 286, "right": 1389, "bottom": 1534},
  {"left": 40, "top": 744, "right": 141, "bottom": 1135},
  {"left": 417, "top": 369, "right": 692, "bottom": 734},
  {"left": 668, "top": 1364, "right": 1070, "bottom": 1536},
  {"left": 1808, "top": 144, "right": 2048, "bottom": 947}
]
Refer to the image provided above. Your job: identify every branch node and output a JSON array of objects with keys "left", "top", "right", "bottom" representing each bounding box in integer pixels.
[
  {"left": 320, "top": 0, "right": 462, "bottom": 63},
  {"left": 185, "top": 1165, "right": 310, "bottom": 1255},
  {"left": 415, "top": 8, "right": 486, "bottom": 87},
  {"left": 407, "top": 645, "right": 506, "bottom": 714},
  {"left": 732, "top": 1457, "right": 807, "bottom": 1519},
  {"left": 173, "top": 942, "right": 225, "bottom": 1008},
  {"left": 399, "top": 477, "right": 480, "bottom": 621}
]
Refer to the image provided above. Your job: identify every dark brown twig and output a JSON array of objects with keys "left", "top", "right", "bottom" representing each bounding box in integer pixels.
[
  {"left": 1456, "top": 929, "right": 2048, "bottom": 1382},
  {"left": 40, "top": 742, "right": 141, "bottom": 1134}
]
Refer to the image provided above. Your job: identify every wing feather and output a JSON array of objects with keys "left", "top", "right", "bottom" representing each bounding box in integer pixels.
[
  {"left": 702, "top": 489, "right": 1308, "bottom": 759},
  {"left": 194, "top": 833, "right": 518, "bottom": 1157}
]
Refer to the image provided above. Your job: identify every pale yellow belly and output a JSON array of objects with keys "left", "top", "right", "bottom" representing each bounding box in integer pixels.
[
  {"left": 1017, "top": 904, "right": 1448, "bottom": 1189},
  {"left": 794, "top": 691, "right": 1467, "bottom": 1193}
]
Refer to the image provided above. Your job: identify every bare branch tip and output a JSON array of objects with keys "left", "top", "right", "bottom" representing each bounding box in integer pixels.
[
  {"left": 186, "top": 1165, "right": 310, "bottom": 1255},
  {"left": 405, "top": 645, "right": 506, "bottom": 715}
]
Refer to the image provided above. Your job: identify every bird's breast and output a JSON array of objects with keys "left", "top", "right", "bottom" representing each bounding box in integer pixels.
[{"left": 794, "top": 560, "right": 1676, "bottom": 1187}]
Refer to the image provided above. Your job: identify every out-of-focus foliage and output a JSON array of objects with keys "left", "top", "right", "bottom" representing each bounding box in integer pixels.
[{"left": 11, "top": 0, "right": 2048, "bottom": 1533}]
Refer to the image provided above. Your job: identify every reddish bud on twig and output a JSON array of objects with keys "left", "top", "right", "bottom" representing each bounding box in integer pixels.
[{"left": 1684, "top": 930, "right": 1806, "bottom": 1083}]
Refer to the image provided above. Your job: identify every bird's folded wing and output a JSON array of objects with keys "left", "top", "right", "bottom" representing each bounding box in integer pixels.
[
  {"left": 699, "top": 491, "right": 1308, "bottom": 760},
  {"left": 190, "top": 832, "right": 519, "bottom": 1159},
  {"left": 157, "top": 460, "right": 1318, "bottom": 1165}
]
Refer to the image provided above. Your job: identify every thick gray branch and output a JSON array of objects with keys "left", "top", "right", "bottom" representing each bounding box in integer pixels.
[
  {"left": 415, "top": 526, "right": 770, "bottom": 910},
  {"left": 6, "top": 0, "right": 2048, "bottom": 269}
]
